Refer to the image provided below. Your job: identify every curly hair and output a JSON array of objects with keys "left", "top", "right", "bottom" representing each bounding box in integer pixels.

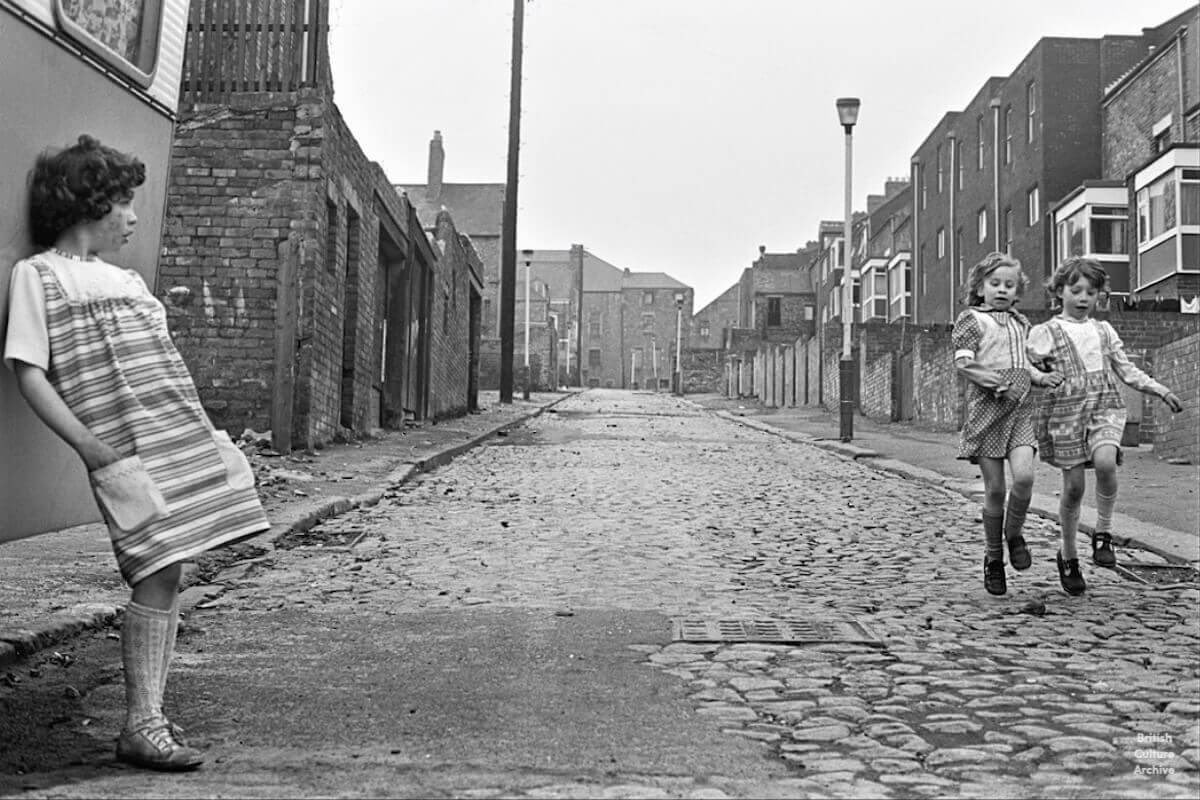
[
  {"left": 27, "top": 135, "right": 145, "bottom": 247},
  {"left": 961, "top": 251, "right": 1029, "bottom": 306},
  {"left": 1045, "top": 256, "right": 1109, "bottom": 302}
]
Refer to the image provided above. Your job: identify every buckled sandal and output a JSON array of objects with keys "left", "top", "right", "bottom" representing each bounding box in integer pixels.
[
  {"left": 984, "top": 557, "right": 1007, "bottom": 596},
  {"left": 1056, "top": 551, "right": 1087, "bottom": 596},
  {"left": 1092, "top": 531, "right": 1116, "bottom": 568},
  {"left": 1007, "top": 535, "right": 1031, "bottom": 571},
  {"left": 116, "top": 721, "right": 204, "bottom": 771}
]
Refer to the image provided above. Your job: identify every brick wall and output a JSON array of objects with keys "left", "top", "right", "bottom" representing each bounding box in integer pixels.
[
  {"left": 683, "top": 349, "right": 723, "bottom": 393},
  {"left": 161, "top": 94, "right": 311, "bottom": 437},
  {"left": 428, "top": 213, "right": 482, "bottom": 419},
  {"left": 1152, "top": 332, "right": 1200, "bottom": 463}
]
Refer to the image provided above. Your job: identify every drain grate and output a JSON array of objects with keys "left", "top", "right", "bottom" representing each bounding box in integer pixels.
[
  {"left": 671, "top": 617, "right": 883, "bottom": 647},
  {"left": 1112, "top": 561, "right": 1200, "bottom": 589}
]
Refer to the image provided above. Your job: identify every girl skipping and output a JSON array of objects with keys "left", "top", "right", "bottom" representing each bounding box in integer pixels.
[{"left": 952, "top": 252, "right": 1062, "bottom": 596}]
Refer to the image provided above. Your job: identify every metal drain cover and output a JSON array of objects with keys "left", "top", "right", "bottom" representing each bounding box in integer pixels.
[{"left": 671, "top": 617, "right": 882, "bottom": 647}]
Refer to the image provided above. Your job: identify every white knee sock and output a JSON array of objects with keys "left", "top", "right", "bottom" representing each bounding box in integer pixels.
[
  {"left": 1095, "top": 489, "right": 1117, "bottom": 533},
  {"left": 160, "top": 595, "right": 180, "bottom": 710},
  {"left": 122, "top": 601, "right": 170, "bottom": 731}
]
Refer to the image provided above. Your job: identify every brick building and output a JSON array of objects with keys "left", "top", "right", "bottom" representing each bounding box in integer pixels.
[
  {"left": 911, "top": 34, "right": 1156, "bottom": 323},
  {"left": 515, "top": 247, "right": 693, "bottom": 390},
  {"left": 1050, "top": 7, "right": 1199, "bottom": 301},
  {"left": 691, "top": 284, "right": 740, "bottom": 352},
  {"left": 737, "top": 246, "right": 817, "bottom": 343},
  {"left": 395, "top": 131, "right": 504, "bottom": 355},
  {"left": 161, "top": 0, "right": 481, "bottom": 451}
]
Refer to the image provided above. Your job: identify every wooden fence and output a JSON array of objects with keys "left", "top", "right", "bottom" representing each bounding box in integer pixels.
[{"left": 180, "top": 0, "right": 325, "bottom": 103}]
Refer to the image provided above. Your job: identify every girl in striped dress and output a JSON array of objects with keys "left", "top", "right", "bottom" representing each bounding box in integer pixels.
[
  {"left": 952, "top": 253, "right": 1063, "bottom": 596},
  {"left": 1028, "top": 257, "right": 1182, "bottom": 596},
  {"left": 4, "top": 136, "right": 270, "bottom": 770}
]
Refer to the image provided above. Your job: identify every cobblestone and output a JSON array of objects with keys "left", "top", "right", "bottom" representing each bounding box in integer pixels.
[{"left": 201, "top": 390, "right": 1198, "bottom": 797}]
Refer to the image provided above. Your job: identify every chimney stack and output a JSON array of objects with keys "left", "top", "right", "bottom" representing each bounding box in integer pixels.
[{"left": 428, "top": 130, "right": 445, "bottom": 202}]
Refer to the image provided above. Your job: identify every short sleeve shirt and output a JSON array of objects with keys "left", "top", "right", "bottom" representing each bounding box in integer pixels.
[{"left": 4, "top": 251, "right": 147, "bottom": 372}]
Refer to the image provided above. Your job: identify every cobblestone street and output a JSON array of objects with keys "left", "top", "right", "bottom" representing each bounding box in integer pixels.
[{"left": 5, "top": 389, "right": 1198, "bottom": 798}]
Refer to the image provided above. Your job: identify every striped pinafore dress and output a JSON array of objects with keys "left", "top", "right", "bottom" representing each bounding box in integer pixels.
[{"left": 32, "top": 255, "right": 269, "bottom": 585}]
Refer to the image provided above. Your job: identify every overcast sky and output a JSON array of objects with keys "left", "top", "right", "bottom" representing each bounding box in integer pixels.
[{"left": 327, "top": 0, "right": 1194, "bottom": 308}]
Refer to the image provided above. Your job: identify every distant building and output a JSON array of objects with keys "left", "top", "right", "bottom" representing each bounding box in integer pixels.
[
  {"left": 911, "top": 33, "right": 1157, "bottom": 322},
  {"left": 1051, "top": 7, "right": 1199, "bottom": 300}
]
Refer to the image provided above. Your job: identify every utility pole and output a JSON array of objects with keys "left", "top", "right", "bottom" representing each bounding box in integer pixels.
[{"left": 499, "top": 0, "right": 524, "bottom": 403}]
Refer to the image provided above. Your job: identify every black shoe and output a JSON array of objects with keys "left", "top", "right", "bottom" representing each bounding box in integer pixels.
[
  {"left": 984, "top": 557, "right": 1007, "bottom": 595},
  {"left": 1092, "top": 531, "right": 1116, "bottom": 568},
  {"left": 1008, "top": 535, "right": 1031, "bottom": 571},
  {"left": 1057, "top": 551, "right": 1086, "bottom": 596}
]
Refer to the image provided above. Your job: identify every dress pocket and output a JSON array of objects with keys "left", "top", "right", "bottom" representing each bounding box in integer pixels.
[
  {"left": 89, "top": 455, "right": 170, "bottom": 533},
  {"left": 212, "top": 430, "right": 256, "bottom": 490}
]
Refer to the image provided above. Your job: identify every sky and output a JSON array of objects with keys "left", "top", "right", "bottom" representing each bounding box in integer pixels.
[{"left": 326, "top": 0, "right": 1195, "bottom": 309}]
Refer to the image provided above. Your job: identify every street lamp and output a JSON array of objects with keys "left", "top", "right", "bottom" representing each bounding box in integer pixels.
[
  {"left": 836, "top": 97, "right": 860, "bottom": 442},
  {"left": 522, "top": 249, "right": 533, "bottom": 400},
  {"left": 674, "top": 291, "right": 685, "bottom": 396}
]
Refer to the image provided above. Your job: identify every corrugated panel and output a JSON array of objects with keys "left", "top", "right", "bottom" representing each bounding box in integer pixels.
[{"left": 150, "top": 0, "right": 189, "bottom": 110}]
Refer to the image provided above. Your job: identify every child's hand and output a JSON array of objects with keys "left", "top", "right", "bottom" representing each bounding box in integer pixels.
[
  {"left": 1161, "top": 391, "right": 1183, "bottom": 413},
  {"left": 79, "top": 440, "right": 124, "bottom": 472},
  {"left": 1039, "top": 371, "right": 1064, "bottom": 388}
]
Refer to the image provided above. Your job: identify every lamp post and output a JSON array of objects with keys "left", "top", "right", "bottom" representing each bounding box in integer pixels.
[
  {"left": 673, "top": 291, "right": 685, "bottom": 396},
  {"left": 836, "top": 97, "right": 860, "bottom": 442},
  {"left": 522, "top": 249, "right": 533, "bottom": 400}
]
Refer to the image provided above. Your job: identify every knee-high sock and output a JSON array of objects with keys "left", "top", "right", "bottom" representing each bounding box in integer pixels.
[
  {"left": 1004, "top": 488, "right": 1032, "bottom": 541},
  {"left": 1059, "top": 502, "right": 1080, "bottom": 561},
  {"left": 983, "top": 510, "right": 1004, "bottom": 562},
  {"left": 122, "top": 601, "right": 169, "bottom": 731},
  {"left": 160, "top": 595, "right": 180, "bottom": 706},
  {"left": 1095, "top": 489, "right": 1117, "bottom": 533}
]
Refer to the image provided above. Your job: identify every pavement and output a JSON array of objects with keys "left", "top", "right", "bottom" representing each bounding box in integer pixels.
[
  {"left": 686, "top": 394, "right": 1200, "bottom": 567},
  {"left": 1, "top": 389, "right": 1198, "bottom": 797},
  {"left": 1, "top": 388, "right": 1196, "bottom": 672},
  {"left": 0, "top": 391, "right": 574, "bottom": 669}
]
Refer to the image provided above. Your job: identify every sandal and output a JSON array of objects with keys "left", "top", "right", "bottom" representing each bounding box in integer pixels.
[
  {"left": 1092, "top": 531, "right": 1116, "bottom": 568},
  {"left": 116, "top": 721, "right": 204, "bottom": 771}
]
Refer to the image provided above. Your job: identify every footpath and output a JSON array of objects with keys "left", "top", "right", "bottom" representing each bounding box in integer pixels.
[
  {"left": 0, "top": 391, "right": 573, "bottom": 669},
  {"left": 2, "top": 389, "right": 1197, "bottom": 670},
  {"left": 686, "top": 393, "right": 1199, "bottom": 566}
]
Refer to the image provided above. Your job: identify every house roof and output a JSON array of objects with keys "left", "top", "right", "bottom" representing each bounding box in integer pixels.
[
  {"left": 696, "top": 283, "right": 740, "bottom": 317},
  {"left": 621, "top": 271, "right": 688, "bottom": 290},
  {"left": 753, "top": 269, "right": 812, "bottom": 294},
  {"left": 394, "top": 183, "right": 504, "bottom": 237}
]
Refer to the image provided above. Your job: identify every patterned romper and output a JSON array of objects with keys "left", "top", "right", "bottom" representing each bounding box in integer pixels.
[
  {"left": 4, "top": 251, "right": 270, "bottom": 585},
  {"left": 1027, "top": 317, "right": 1168, "bottom": 469},
  {"left": 952, "top": 306, "right": 1036, "bottom": 463}
]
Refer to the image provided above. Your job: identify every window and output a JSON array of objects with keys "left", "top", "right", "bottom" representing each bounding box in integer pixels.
[
  {"left": 1027, "top": 186, "right": 1040, "bottom": 227},
  {"left": 589, "top": 316, "right": 602, "bottom": 337},
  {"left": 588, "top": 348, "right": 602, "bottom": 368},
  {"left": 1152, "top": 115, "right": 1173, "bottom": 155},
  {"left": 956, "top": 140, "right": 964, "bottom": 190},
  {"left": 766, "top": 297, "right": 782, "bottom": 326},
  {"left": 920, "top": 165, "right": 927, "bottom": 209},
  {"left": 1182, "top": 169, "right": 1200, "bottom": 227},
  {"left": 936, "top": 144, "right": 944, "bottom": 193},
  {"left": 699, "top": 324, "right": 710, "bottom": 339},
  {"left": 888, "top": 258, "right": 912, "bottom": 321},
  {"left": 55, "top": 0, "right": 164, "bottom": 86},
  {"left": 803, "top": 304, "right": 814, "bottom": 321},
  {"left": 977, "top": 208, "right": 988, "bottom": 244},
  {"left": 955, "top": 229, "right": 963, "bottom": 284},
  {"left": 1026, "top": 81, "right": 1037, "bottom": 143},
  {"left": 640, "top": 312, "right": 655, "bottom": 330},
  {"left": 936, "top": 227, "right": 945, "bottom": 259},
  {"left": 1004, "top": 107, "right": 1013, "bottom": 165},
  {"left": 976, "top": 115, "right": 985, "bottom": 170},
  {"left": 1090, "top": 206, "right": 1128, "bottom": 254},
  {"left": 642, "top": 291, "right": 654, "bottom": 306}
]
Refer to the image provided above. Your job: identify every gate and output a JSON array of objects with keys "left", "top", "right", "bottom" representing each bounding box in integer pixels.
[{"left": 893, "top": 352, "right": 914, "bottom": 421}]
